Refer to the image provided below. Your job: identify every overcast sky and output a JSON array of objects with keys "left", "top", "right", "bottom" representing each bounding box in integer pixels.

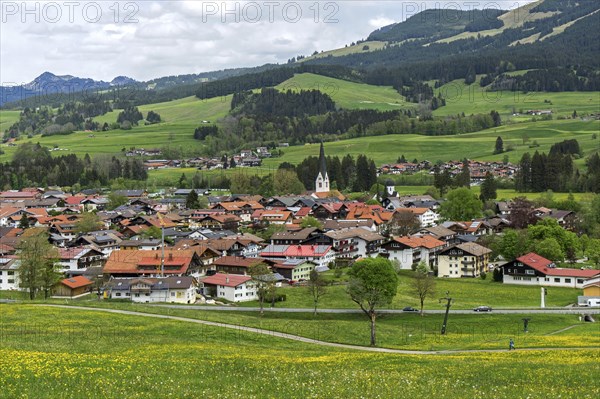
[{"left": 1, "top": 1, "right": 534, "bottom": 84}]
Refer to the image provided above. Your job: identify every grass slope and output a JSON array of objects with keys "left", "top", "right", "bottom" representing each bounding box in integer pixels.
[
  {"left": 0, "top": 96, "right": 231, "bottom": 161},
  {"left": 1, "top": 305, "right": 598, "bottom": 398},
  {"left": 262, "top": 119, "right": 600, "bottom": 168},
  {"left": 434, "top": 79, "right": 600, "bottom": 118},
  {"left": 299, "top": 41, "right": 387, "bottom": 61},
  {"left": 276, "top": 73, "right": 409, "bottom": 111},
  {"left": 0, "top": 110, "right": 20, "bottom": 134}
]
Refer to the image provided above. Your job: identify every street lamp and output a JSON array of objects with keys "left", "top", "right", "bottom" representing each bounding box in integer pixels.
[{"left": 522, "top": 318, "right": 530, "bottom": 333}]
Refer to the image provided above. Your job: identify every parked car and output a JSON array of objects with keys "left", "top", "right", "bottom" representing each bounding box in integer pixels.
[
  {"left": 473, "top": 306, "right": 492, "bottom": 312},
  {"left": 403, "top": 306, "right": 418, "bottom": 312}
]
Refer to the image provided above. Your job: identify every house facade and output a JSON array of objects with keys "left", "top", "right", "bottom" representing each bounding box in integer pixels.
[
  {"left": 200, "top": 273, "right": 257, "bottom": 302},
  {"left": 502, "top": 253, "right": 600, "bottom": 289},
  {"left": 381, "top": 235, "right": 445, "bottom": 270},
  {"left": 437, "top": 242, "right": 492, "bottom": 278},
  {"left": 105, "top": 276, "right": 197, "bottom": 304}
]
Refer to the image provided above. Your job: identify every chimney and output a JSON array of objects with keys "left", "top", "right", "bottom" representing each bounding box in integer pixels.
[
  {"left": 226, "top": 276, "right": 230, "bottom": 284},
  {"left": 169, "top": 253, "right": 173, "bottom": 260}
]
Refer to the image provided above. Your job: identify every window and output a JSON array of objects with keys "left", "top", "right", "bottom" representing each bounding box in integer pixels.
[
  {"left": 565, "top": 278, "right": 571, "bottom": 284},
  {"left": 134, "top": 293, "right": 140, "bottom": 297},
  {"left": 171, "top": 292, "right": 175, "bottom": 297},
  {"left": 554, "top": 278, "right": 560, "bottom": 283},
  {"left": 577, "top": 279, "right": 584, "bottom": 284},
  {"left": 526, "top": 270, "right": 534, "bottom": 275},
  {"left": 116, "top": 293, "right": 121, "bottom": 297},
  {"left": 7, "top": 271, "right": 14, "bottom": 276}
]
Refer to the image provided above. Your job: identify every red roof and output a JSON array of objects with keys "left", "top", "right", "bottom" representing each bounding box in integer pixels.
[
  {"left": 65, "top": 196, "right": 86, "bottom": 205},
  {"left": 202, "top": 273, "right": 251, "bottom": 287},
  {"left": 394, "top": 235, "right": 445, "bottom": 249},
  {"left": 517, "top": 253, "right": 600, "bottom": 278},
  {"left": 0, "top": 191, "right": 37, "bottom": 199},
  {"left": 60, "top": 276, "right": 93, "bottom": 289},
  {"left": 295, "top": 207, "right": 311, "bottom": 217}
]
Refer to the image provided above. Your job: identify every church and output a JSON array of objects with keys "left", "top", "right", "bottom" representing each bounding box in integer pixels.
[
  {"left": 311, "top": 142, "right": 344, "bottom": 200},
  {"left": 315, "top": 142, "right": 330, "bottom": 193}
]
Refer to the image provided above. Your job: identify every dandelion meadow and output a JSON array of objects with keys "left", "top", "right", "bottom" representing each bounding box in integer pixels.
[{"left": 0, "top": 305, "right": 598, "bottom": 399}]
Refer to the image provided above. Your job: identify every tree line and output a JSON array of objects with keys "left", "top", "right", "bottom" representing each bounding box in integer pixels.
[
  {"left": 0, "top": 143, "right": 147, "bottom": 189},
  {"left": 231, "top": 88, "right": 336, "bottom": 117},
  {"left": 4, "top": 100, "right": 111, "bottom": 139},
  {"left": 289, "top": 154, "right": 377, "bottom": 192}
]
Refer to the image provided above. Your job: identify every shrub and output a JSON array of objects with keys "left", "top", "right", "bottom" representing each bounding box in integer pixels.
[
  {"left": 480, "top": 271, "right": 487, "bottom": 280},
  {"left": 492, "top": 267, "right": 503, "bottom": 282}
]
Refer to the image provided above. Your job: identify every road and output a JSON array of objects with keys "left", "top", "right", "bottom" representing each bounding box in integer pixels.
[
  {"left": 36, "top": 304, "right": 597, "bottom": 355},
  {"left": 151, "top": 304, "right": 600, "bottom": 315}
]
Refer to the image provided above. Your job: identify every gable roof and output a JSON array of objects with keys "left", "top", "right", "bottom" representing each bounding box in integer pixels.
[
  {"left": 441, "top": 242, "right": 492, "bottom": 257},
  {"left": 103, "top": 250, "right": 196, "bottom": 275},
  {"left": 60, "top": 276, "right": 93, "bottom": 289},
  {"left": 325, "top": 227, "right": 384, "bottom": 242},
  {"left": 393, "top": 235, "right": 445, "bottom": 249},
  {"left": 201, "top": 273, "right": 252, "bottom": 287},
  {"left": 516, "top": 253, "right": 600, "bottom": 278}
]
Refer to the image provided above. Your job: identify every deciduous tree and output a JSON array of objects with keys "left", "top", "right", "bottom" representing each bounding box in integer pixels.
[
  {"left": 439, "top": 187, "right": 482, "bottom": 221},
  {"left": 307, "top": 269, "right": 327, "bottom": 316},
  {"left": 410, "top": 262, "right": 436, "bottom": 316},
  {"left": 347, "top": 257, "right": 398, "bottom": 346},
  {"left": 248, "top": 263, "right": 274, "bottom": 316}
]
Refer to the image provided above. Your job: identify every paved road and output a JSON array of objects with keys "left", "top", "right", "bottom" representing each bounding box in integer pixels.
[
  {"left": 151, "top": 304, "right": 600, "bottom": 315},
  {"left": 37, "top": 304, "right": 596, "bottom": 355}
]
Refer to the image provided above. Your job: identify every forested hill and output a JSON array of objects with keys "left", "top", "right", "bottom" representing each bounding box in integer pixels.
[
  {"left": 303, "top": 0, "right": 600, "bottom": 73},
  {"left": 368, "top": 8, "right": 506, "bottom": 42}
]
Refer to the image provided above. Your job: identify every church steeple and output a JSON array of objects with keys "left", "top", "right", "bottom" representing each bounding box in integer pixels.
[{"left": 315, "top": 141, "right": 330, "bottom": 193}]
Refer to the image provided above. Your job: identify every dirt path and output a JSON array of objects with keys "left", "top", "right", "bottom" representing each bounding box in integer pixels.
[
  {"left": 545, "top": 324, "right": 583, "bottom": 336},
  {"left": 38, "top": 305, "right": 595, "bottom": 355}
]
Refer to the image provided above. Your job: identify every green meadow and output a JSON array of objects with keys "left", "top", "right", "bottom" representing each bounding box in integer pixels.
[
  {"left": 1, "top": 305, "right": 597, "bottom": 398},
  {"left": 299, "top": 41, "right": 388, "bottom": 62},
  {"left": 393, "top": 185, "right": 594, "bottom": 202},
  {"left": 262, "top": 119, "right": 599, "bottom": 167},
  {"left": 0, "top": 110, "right": 20, "bottom": 133},
  {"left": 276, "top": 73, "right": 409, "bottom": 111},
  {"left": 434, "top": 79, "right": 600, "bottom": 118}
]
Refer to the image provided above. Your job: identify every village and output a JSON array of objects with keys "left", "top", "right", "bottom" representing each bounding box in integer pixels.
[{"left": 0, "top": 144, "right": 598, "bottom": 307}]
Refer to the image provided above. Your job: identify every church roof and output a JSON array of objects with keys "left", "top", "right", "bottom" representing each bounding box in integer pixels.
[{"left": 318, "top": 142, "right": 327, "bottom": 177}]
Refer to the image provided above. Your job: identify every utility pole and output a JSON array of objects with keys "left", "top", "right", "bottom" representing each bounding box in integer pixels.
[
  {"left": 156, "top": 212, "right": 166, "bottom": 277},
  {"left": 439, "top": 291, "right": 453, "bottom": 335}
]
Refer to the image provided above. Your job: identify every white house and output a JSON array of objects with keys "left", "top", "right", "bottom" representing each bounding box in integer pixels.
[
  {"left": 57, "top": 247, "right": 105, "bottom": 272},
  {"left": 325, "top": 227, "right": 384, "bottom": 259},
  {"left": 200, "top": 273, "right": 257, "bottom": 302},
  {"left": 437, "top": 242, "right": 492, "bottom": 278},
  {"left": 502, "top": 253, "right": 600, "bottom": 289},
  {"left": 381, "top": 235, "right": 446, "bottom": 270},
  {"left": 260, "top": 245, "right": 335, "bottom": 268},
  {"left": 0, "top": 207, "right": 21, "bottom": 227},
  {"left": 104, "top": 276, "right": 197, "bottom": 304},
  {"left": 0, "top": 258, "right": 20, "bottom": 291},
  {"left": 393, "top": 208, "right": 439, "bottom": 228}
]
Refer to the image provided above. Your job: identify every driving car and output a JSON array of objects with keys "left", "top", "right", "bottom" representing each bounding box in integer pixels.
[
  {"left": 403, "top": 306, "right": 418, "bottom": 312},
  {"left": 473, "top": 306, "right": 492, "bottom": 312}
]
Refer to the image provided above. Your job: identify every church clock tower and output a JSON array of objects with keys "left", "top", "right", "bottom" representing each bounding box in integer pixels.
[{"left": 315, "top": 142, "right": 330, "bottom": 193}]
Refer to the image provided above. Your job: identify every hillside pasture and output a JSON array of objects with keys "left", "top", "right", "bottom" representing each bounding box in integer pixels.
[
  {"left": 262, "top": 119, "right": 600, "bottom": 168},
  {"left": 434, "top": 80, "right": 600, "bottom": 118},
  {"left": 276, "top": 73, "right": 410, "bottom": 112}
]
